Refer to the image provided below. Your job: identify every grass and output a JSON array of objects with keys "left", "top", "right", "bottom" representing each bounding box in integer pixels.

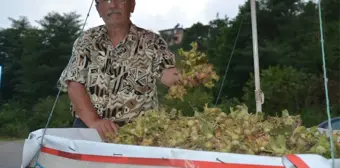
[{"left": 0, "top": 137, "right": 23, "bottom": 142}]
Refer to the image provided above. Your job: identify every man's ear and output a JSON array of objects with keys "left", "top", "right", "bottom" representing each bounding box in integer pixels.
[
  {"left": 130, "top": 0, "right": 135, "bottom": 13},
  {"left": 96, "top": 5, "right": 102, "bottom": 18}
]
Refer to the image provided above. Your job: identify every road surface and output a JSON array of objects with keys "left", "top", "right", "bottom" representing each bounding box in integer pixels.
[{"left": 0, "top": 140, "right": 24, "bottom": 168}]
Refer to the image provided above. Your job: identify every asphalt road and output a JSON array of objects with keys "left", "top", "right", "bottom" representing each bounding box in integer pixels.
[{"left": 0, "top": 140, "right": 24, "bottom": 168}]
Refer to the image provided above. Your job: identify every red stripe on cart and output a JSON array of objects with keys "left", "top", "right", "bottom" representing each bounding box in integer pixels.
[
  {"left": 41, "top": 147, "right": 284, "bottom": 168},
  {"left": 286, "top": 154, "right": 310, "bottom": 168}
]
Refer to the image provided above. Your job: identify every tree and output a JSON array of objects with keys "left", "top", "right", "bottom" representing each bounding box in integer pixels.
[
  {"left": 180, "top": 22, "right": 210, "bottom": 51},
  {"left": 15, "top": 12, "right": 82, "bottom": 106},
  {"left": 0, "top": 16, "right": 32, "bottom": 102}
]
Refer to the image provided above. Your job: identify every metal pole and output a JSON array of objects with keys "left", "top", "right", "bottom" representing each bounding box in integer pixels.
[{"left": 250, "top": 0, "right": 264, "bottom": 112}]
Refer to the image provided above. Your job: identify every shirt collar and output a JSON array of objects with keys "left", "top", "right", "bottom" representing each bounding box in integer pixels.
[{"left": 99, "top": 22, "right": 138, "bottom": 42}]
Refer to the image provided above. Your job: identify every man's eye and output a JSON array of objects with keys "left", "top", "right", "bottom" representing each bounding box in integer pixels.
[{"left": 99, "top": 0, "right": 126, "bottom": 4}]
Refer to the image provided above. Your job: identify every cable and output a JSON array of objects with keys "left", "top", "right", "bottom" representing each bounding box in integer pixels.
[
  {"left": 81, "top": 0, "right": 95, "bottom": 32},
  {"left": 317, "top": 0, "right": 335, "bottom": 167},
  {"left": 33, "top": 1, "right": 95, "bottom": 167},
  {"left": 42, "top": 0, "right": 95, "bottom": 144},
  {"left": 214, "top": 14, "right": 247, "bottom": 105}
]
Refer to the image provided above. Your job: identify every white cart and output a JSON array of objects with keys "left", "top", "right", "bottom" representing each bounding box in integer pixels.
[{"left": 21, "top": 128, "right": 339, "bottom": 168}]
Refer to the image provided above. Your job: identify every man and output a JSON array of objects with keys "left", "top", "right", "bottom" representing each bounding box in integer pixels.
[{"left": 57, "top": 0, "right": 182, "bottom": 139}]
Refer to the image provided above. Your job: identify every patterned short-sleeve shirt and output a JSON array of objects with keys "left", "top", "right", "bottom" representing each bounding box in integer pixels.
[{"left": 57, "top": 23, "right": 176, "bottom": 123}]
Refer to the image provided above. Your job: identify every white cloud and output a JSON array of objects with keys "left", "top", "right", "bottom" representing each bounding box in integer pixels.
[{"left": 0, "top": 0, "right": 247, "bottom": 32}]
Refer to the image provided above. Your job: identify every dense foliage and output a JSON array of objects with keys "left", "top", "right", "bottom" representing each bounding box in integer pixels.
[
  {"left": 0, "top": 0, "right": 339, "bottom": 139},
  {"left": 105, "top": 105, "right": 340, "bottom": 158}
]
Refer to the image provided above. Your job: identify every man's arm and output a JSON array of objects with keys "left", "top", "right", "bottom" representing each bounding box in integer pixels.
[
  {"left": 57, "top": 36, "right": 100, "bottom": 126},
  {"left": 68, "top": 81, "right": 117, "bottom": 137},
  {"left": 151, "top": 34, "right": 181, "bottom": 87},
  {"left": 57, "top": 36, "right": 117, "bottom": 138},
  {"left": 67, "top": 82, "right": 100, "bottom": 126}
]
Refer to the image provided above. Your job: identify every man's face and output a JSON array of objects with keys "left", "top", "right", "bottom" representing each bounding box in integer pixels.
[{"left": 96, "top": 0, "right": 135, "bottom": 26}]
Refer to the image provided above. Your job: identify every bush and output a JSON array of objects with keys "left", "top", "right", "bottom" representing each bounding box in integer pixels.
[
  {"left": 27, "top": 94, "right": 73, "bottom": 131},
  {"left": 0, "top": 102, "right": 30, "bottom": 138},
  {"left": 242, "top": 65, "right": 323, "bottom": 116},
  {"left": 158, "top": 86, "right": 214, "bottom": 116}
]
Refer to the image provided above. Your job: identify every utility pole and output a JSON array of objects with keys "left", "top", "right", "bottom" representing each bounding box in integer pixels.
[{"left": 250, "top": 0, "right": 264, "bottom": 112}]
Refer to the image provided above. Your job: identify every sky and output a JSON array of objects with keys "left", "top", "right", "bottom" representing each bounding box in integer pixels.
[{"left": 0, "top": 0, "right": 247, "bottom": 32}]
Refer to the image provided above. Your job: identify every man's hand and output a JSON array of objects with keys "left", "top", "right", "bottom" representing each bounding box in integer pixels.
[
  {"left": 161, "top": 68, "right": 183, "bottom": 87},
  {"left": 67, "top": 81, "right": 118, "bottom": 139},
  {"left": 88, "top": 119, "right": 119, "bottom": 140}
]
